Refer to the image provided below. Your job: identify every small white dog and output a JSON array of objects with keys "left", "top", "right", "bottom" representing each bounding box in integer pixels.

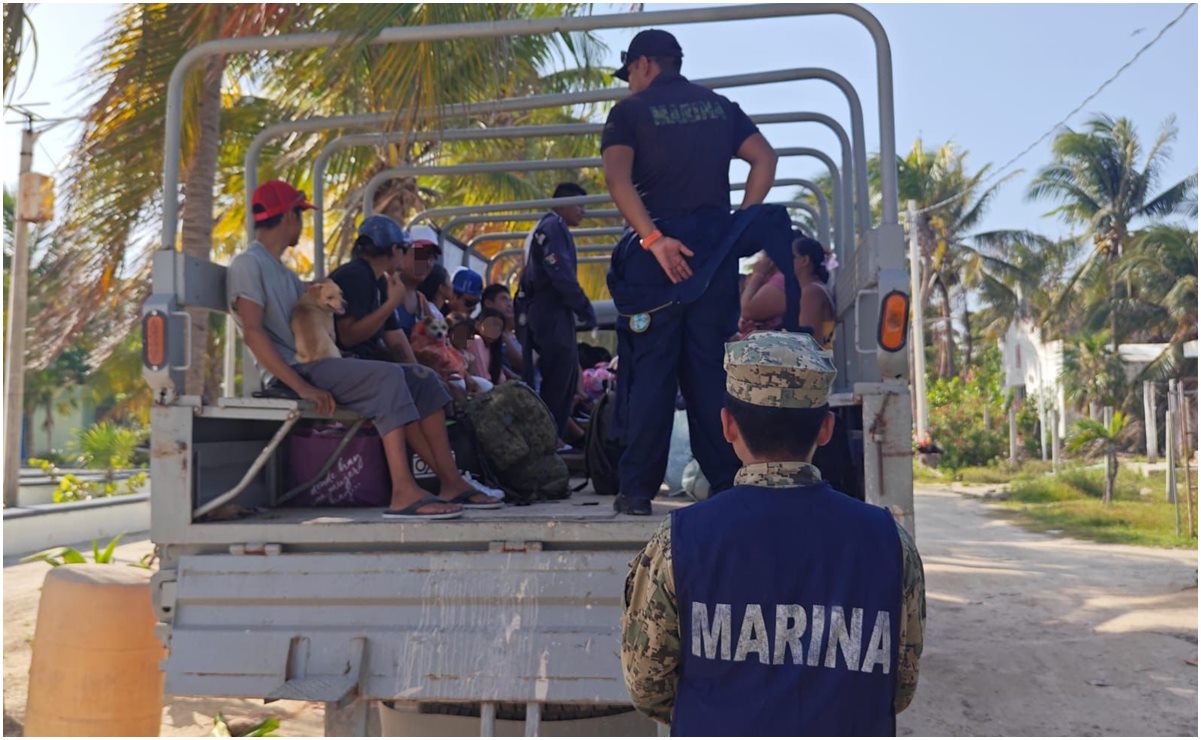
[{"left": 291, "top": 280, "right": 346, "bottom": 363}]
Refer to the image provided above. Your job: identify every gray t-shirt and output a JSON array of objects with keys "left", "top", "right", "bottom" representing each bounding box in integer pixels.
[{"left": 227, "top": 241, "right": 304, "bottom": 368}]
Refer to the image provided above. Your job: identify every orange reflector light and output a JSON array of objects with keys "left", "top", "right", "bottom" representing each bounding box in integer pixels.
[
  {"left": 877, "top": 290, "right": 910, "bottom": 352},
  {"left": 143, "top": 312, "right": 167, "bottom": 370}
]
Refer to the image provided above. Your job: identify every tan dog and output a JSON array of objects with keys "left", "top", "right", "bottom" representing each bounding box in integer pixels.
[{"left": 291, "top": 280, "right": 346, "bottom": 363}]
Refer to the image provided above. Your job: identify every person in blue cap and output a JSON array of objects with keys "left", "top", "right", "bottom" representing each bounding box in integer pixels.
[
  {"left": 328, "top": 214, "right": 503, "bottom": 511},
  {"left": 448, "top": 267, "right": 484, "bottom": 317},
  {"left": 516, "top": 182, "right": 598, "bottom": 444},
  {"left": 602, "top": 29, "right": 797, "bottom": 515}
]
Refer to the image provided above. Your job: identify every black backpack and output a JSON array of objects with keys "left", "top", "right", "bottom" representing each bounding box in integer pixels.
[{"left": 581, "top": 389, "right": 623, "bottom": 497}]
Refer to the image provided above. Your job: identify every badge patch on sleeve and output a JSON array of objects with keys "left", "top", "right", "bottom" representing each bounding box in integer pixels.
[{"left": 544, "top": 253, "right": 559, "bottom": 267}]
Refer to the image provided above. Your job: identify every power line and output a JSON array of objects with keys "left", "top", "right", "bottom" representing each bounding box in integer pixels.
[{"left": 915, "top": 3, "right": 1194, "bottom": 217}]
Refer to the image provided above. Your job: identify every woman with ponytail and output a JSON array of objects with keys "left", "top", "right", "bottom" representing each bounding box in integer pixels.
[{"left": 792, "top": 235, "right": 837, "bottom": 349}]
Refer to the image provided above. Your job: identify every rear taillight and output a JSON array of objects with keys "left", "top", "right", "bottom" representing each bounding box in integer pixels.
[
  {"left": 877, "top": 290, "right": 909, "bottom": 352},
  {"left": 143, "top": 311, "right": 167, "bottom": 370}
]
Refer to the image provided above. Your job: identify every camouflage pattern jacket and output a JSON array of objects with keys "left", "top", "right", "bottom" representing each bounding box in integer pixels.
[{"left": 619, "top": 461, "right": 926, "bottom": 724}]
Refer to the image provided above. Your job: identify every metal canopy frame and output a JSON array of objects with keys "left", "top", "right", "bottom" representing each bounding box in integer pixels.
[
  {"left": 299, "top": 62, "right": 869, "bottom": 251},
  {"left": 363, "top": 156, "right": 834, "bottom": 250},
  {"left": 316, "top": 110, "right": 851, "bottom": 265},
  {"left": 246, "top": 62, "right": 877, "bottom": 245},
  {"left": 249, "top": 64, "right": 870, "bottom": 234}
]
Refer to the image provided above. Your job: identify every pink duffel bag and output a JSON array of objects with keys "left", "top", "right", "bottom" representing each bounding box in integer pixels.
[{"left": 285, "top": 424, "right": 391, "bottom": 506}]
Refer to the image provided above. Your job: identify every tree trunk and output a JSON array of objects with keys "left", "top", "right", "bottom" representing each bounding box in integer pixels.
[
  {"left": 179, "top": 51, "right": 226, "bottom": 398},
  {"left": 935, "top": 277, "right": 956, "bottom": 378},
  {"left": 42, "top": 402, "right": 52, "bottom": 454},
  {"left": 1108, "top": 229, "right": 1122, "bottom": 404},
  {"left": 962, "top": 300, "right": 973, "bottom": 375},
  {"left": 1104, "top": 445, "right": 1116, "bottom": 505}
]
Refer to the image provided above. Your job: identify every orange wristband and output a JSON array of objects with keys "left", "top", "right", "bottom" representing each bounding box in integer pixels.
[{"left": 639, "top": 229, "right": 663, "bottom": 250}]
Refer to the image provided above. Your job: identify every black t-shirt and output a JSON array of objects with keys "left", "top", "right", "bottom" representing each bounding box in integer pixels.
[
  {"left": 328, "top": 257, "right": 398, "bottom": 360},
  {"left": 600, "top": 74, "right": 759, "bottom": 219}
]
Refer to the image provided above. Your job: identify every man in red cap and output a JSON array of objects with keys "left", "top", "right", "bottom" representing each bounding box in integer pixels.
[{"left": 226, "top": 180, "right": 500, "bottom": 519}]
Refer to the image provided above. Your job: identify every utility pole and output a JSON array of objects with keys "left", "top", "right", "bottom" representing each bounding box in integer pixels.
[
  {"left": 907, "top": 200, "right": 929, "bottom": 442},
  {"left": 4, "top": 119, "right": 38, "bottom": 506}
]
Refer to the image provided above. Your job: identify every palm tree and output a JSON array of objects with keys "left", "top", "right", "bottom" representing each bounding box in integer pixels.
[
  {"left": 1029, "top": 115, "right": 1196, "bottom": 363},
  {"left": 896, "top": 139, "right": 1032, "bottom": 377},
  {"left": 1114, "top": 226, "right": 1198, "bottom": 380},
  {"left": 1061, "top": 330, "right": 1125, "bottom": 419},
  {"left": 32, "top": 4, "right": 605, "bottom": 395},
  {"left": 1067, "top": 411, "right": 1131, "bottom": 505},
  {"left": 797, "top": 140, "right": 1034, "bottom": 378},
  {"left": 973, "top": 235, "right": 1083, "bottom": 345},
  {"left": 2, "top": 3, "right": 33, "bottom": 99}
]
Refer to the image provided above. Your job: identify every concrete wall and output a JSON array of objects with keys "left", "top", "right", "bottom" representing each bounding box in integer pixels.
[{"left": 3, "top": 494, "right": 149, "bottom": 558}]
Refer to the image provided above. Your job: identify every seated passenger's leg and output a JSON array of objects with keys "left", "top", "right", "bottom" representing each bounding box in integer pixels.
[{"left": 299, "top": 358, "right": 460, "bottom": 516}]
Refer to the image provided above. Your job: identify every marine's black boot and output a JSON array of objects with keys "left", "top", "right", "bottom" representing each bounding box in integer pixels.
[{"left": 613, "top": 494, "right": 652, "bottom": 516}]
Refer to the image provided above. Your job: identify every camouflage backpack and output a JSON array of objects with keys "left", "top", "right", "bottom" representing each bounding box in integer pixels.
[{"left": 462, "top": 383, "right": 570, "bottom": 503}]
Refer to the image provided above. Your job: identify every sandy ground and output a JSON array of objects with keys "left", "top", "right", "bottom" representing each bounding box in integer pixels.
[
  {"left": 4, "top": 486, "right": 1197, "bottom": 736},
  {"left": 898, "top": 487, "right": 1197, "bottom": 737}
]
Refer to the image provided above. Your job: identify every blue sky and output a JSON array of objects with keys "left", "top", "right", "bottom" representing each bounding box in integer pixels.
[{"left": 4, "top": 3, "right": 1197, "bottom": 243}]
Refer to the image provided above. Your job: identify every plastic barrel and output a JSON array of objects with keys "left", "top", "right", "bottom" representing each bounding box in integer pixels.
[{"left": 24, "top": 565, "right": 164, "bottom": 736}]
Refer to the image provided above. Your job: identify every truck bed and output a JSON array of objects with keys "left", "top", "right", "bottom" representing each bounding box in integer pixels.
[{"left": 171, "top": 486, "right": 679, "bottom": 550}]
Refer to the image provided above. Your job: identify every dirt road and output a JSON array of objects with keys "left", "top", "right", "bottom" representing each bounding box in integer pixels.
[
  {"left": 899, "top": 487, "right": 1197, "bottom": 736},
  {"left": 4, "top": 487, "right": 1196, "bottom": 736}
]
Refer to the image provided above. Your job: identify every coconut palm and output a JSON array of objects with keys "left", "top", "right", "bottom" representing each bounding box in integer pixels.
[
  {"left": 2, "top": 3, "right": 33, "bottom": 99},
  {"left": 1113, "top": 225, "right": 1198, "bottom": 380},
  {"left": 1029, "top": 115, "right": 1196, "bottom": 358},
  {"left": 32, "top": 3, "right": 605, "bottom": 396},
  {"left": 1067, "top": 410, "right": 1131, "bottom": 505},
  {"left": 1061, "top": 330, "right": 1125, "bottom": 418}
]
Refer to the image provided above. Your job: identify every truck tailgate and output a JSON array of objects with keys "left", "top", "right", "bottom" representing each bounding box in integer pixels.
[{"left": 160, "top": 549, "right": 635, "bottom": 705}]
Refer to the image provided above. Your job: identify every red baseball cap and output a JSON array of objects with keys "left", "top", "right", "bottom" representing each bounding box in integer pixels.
[{"left": 251, "top": 180, "right": 317, "bottom": 222}]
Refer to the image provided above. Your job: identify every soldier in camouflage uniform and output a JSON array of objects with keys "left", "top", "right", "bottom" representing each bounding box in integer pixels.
[{"left": 620, "top": 331, "right": 925, "bottom": 735}]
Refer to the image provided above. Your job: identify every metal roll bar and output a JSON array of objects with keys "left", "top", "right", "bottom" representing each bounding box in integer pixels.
[
  {"left": 316, "top": 115, "right": 851, "bottom": 266},
  {"left": 405, "top": 181, "right": 813, "bottom": 267},
  {"left": 467, "top": 227, "right": 625, "bottom": 251},
  {"left": 364, "top": 153, "right": 833, "bottom": 239},
  {"left": 252, "top": 65, "right": 869, "bottom": 236},
  {"left": 405, "top": 112, "right": 856, "bottom": 238},
  {"left": 304, "top": 63, "right": 868, "bottom": 254}
]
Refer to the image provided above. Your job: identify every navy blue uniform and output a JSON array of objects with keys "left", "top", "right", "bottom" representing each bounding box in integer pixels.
[
  {"left": 602, "top": 73, "right": 795, "bottom": 499},
  {"left": 518, "top": 212, "right": 597, "bottom": 438},
  {"left": 671, "top": 481, "right": 902, "bottom": 735}
]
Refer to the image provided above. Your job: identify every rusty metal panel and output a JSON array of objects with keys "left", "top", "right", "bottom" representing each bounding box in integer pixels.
[
  {"left": 857, "top": 381, "right": 915, "bottom": 538},
  {"left": 164, "top": 550, "right": 635, "bottom": 704}
]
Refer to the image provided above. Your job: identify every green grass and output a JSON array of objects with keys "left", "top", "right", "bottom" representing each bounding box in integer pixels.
[
  {"left": 938, "top": 459, "right": 1056, "bottom": 485},
  {"left": 912, "top": 460, "right": 947, "bottom": 484},
  {"left": 998, "top": 465, "right": 1198, "bottom": 548}
]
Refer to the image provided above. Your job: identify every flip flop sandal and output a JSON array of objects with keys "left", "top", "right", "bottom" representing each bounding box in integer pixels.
[
  {"left": 449, "top": 488, "right": 504, "bottom": 510},
  {"left": 382, "top": 495, "right": 464, "bottom": 520}
]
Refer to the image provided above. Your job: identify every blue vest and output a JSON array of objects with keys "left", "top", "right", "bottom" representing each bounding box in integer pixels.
[{"left": 671, "top": 482, "right": 902, "bottom": 736}]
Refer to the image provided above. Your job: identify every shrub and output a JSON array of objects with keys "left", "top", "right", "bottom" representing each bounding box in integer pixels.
[
  {"left": 75, "top": 422, "right": 141, "bottom": 478},
  {"left": 926, "top": 347, "right": 1008, "bottom": 470}
]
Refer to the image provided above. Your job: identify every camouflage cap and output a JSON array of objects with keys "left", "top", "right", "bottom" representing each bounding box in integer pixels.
[{"left": 724, "top": 331, "right": 837, "bottom": 408}]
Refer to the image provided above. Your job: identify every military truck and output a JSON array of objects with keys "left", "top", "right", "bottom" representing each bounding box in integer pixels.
[{"left": 141, "top": 5, "right": 914, "bottom": 735}]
